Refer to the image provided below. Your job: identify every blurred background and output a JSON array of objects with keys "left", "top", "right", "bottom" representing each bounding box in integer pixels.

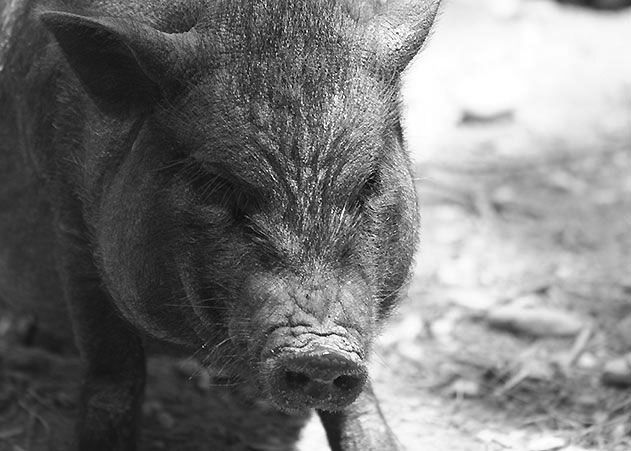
[
  {"left": 2, "top": 0, "right": 630, "bottom": 450},
  {"left": 303, "top": 0, "right": 631, "bottom": 450}
]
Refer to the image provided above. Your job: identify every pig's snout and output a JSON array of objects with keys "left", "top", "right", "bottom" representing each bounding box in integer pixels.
[{"left": 265, "top": 346, "right": 367, "bottom": 412}]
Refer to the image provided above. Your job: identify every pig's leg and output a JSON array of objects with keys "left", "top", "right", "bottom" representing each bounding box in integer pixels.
[
  {"left": 58, "top": 226, "right": 145, "bottom": 451},
  {"left": 318, "top": 382, "right": 400, "bottom": 451}
]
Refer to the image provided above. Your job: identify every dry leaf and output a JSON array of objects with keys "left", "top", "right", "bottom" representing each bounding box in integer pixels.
[
  {"left": 527, "top": 435, "right": 567, "bottom": 451},
  {"left": 486, "top": 306, "right": 585, "bottom": 337}
]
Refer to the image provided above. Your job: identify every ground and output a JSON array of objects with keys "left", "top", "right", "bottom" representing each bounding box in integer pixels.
[{"left": 2, "top": 0, "right": 631, "bottom": 450}]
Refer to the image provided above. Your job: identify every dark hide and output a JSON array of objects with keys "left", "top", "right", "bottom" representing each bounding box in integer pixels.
[{"left": 0, "top": 0, "right": 440, "bottom": 449}]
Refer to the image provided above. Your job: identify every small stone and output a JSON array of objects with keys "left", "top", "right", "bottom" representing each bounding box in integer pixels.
[
  {"left": 602, "top": 354, "right": 631, "bottom": 388},
  {"left": 527, "top": 435, "right": 567, "bottom": 451},
  {"left": 445, "top": 378, "right": 482, "bottom": 398}
]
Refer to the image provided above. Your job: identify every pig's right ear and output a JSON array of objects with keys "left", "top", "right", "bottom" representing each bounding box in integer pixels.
[
  {"left": 364, "top": 0, "right": 441, "bottom": 79},
  {"left": 40, "top": 11, "right": 193, "bottom": 109}
]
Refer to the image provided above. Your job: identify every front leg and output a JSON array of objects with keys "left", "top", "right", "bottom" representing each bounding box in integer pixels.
[
  {"left": 58, "top": 225, "right": 146, "bottom": 451},
  {"left": 318, "top": 381, "right": 400, "bottom": 451}
]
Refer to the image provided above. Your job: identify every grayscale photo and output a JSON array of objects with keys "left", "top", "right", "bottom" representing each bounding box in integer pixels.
[{"left": 0, "top": 0, "right": 629, "bottom": 450}]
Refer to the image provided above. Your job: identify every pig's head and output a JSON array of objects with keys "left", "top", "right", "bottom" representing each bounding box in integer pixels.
[{"left": 41, "top": 0, "right": 440, "bottom": 412}]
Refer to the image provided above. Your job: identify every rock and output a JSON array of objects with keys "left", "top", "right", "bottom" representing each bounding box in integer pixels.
[
  {"left": 445, "top": 378, "right": 482, "bottom": 398},
  {"left": 527, "top": 435, "right": 567, "bottom": 451},
  {"left": 602, "top": 354, "right": 631, "bottom": 387},
  {"left": 486, "top": 305, "right": 585, "bottom": 338}
]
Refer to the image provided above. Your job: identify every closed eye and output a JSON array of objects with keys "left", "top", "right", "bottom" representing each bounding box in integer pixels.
[
  {"left": 186, "top": 161, "right": 259, "bottom": 220},
  {"left": 351, "top": 170, "right": 380, "bottom": 211}
]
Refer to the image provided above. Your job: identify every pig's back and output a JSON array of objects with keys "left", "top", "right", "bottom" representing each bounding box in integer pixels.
[{"left": 0, "top": 0, "right": 73, "bottom": 349}]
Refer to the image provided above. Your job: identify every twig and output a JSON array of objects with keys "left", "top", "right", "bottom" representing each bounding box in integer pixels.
[{"left": 562, "top": 326, "right": 593, "bottom": 370}]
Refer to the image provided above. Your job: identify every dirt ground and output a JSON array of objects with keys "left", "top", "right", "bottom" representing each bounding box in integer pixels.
[{"left": 2, "top": 0, "right": 631, "bottom": 450}]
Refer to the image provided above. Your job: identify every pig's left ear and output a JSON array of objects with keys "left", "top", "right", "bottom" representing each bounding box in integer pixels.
[
  {"left": 40, "top": 11, "right": 195, "bottom": 110},
  {"left": 365, "top": 0, "right": 441, "bottom": 78}
]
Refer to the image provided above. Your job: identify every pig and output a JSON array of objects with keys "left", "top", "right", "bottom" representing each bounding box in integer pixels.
[{"left": 0, "top": 0, "right": 440, "bottom": 449}]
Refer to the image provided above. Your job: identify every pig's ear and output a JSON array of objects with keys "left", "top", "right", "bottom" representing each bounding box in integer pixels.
[
  {"left": 40, "top": 11, "right": 193, "bottom": 109},
  {"left": 366, "top": 0, "right": 441, "bottom": 77}
]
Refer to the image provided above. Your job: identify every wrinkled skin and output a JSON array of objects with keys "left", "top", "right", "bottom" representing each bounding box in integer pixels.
[{"left": 0, "top": 0, "right": 440, "bottom": 450}]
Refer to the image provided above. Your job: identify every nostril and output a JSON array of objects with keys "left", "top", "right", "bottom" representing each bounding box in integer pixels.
[
  {"left": 285, "top": 371, "right": 310, "bottom": 390},
  {"left": 267, "top": 348, "right": 367, "bottom": 410},
  {"left": 333, "top": 374, "right": 361, "bottom": 391}
]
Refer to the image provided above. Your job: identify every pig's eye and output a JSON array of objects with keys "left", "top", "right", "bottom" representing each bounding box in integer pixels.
[
  {"left": 187, "top": 164, "right": 256, "bottom": 220},
  {"left": 394, "top": 121, "right": 405, "bottom": 144},
  {"left": 353, "top": 171, "right": 380, "bottom": 210}
]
